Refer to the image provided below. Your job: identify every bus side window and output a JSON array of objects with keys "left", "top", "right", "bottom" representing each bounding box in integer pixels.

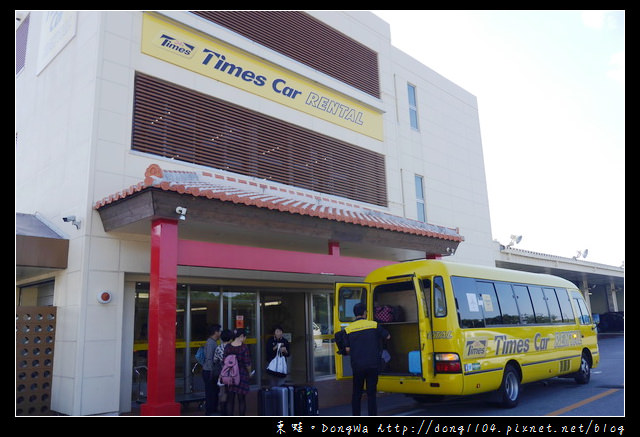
[
  {"left": 451, "top": 276, "right": 483, "bottom": 328},
  {"left": 555, "top": 288, "right": 575, "bottom": 323},
  {"left": 494, "top": 282, "right": 520, "bottom": 325},
  {"left": 543, "top": 287, "right": 564, "bottom": 324},
  {"left": 513, "top": 285, "right": 536, "bottom": 324},
  {"left": 571, "top": 292, "right": 592, "bottom": 325},
  {"left": 476, "top": 281, "right": 502, "bottom": 325},
  {"left": 528, "top": 286, "right": 551, "bottom": 324},
  {"left": 433, "top": 276, "right": 446, "bottom": 317}
]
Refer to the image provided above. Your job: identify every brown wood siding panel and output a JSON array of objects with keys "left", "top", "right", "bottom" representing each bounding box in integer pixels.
[
  {"left": 132, "top": 73, "right": 387, "bottom": 207},
  {"left": 16, "top": 306, "right": 56, "bottom": 416},
  {"left": 190, "top": 11, "right": 380, "bottom": 98}
]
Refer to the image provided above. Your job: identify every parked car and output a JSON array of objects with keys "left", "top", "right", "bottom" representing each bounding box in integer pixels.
[
  {"left": 313, "top": 322, "right": 323, "bottom": 348},
  {"left": 597, "top": 312, "right": 624, "bottom": 332}
]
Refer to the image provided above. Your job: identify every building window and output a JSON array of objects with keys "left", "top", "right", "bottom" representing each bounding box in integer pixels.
[
  {"left": 415, "top": 174, "right": 426, "bottom": 222},
  {"left": 18, "top": 280, "right": 54, "bottom": 306},
  {"left": 16, "top": 13, "right": 30, "bottom": 75},
  {"left": 408, "top": 83, "right": 419, "bottom": 130}
]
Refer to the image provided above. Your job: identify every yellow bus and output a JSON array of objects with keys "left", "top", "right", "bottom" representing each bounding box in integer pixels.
[{"left": 334, "top": 260, "right": 599, "bottom": 408}]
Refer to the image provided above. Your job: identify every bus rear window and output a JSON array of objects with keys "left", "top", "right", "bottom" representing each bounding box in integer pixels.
[{"left": 338, "top": 286, "right": 366, "bottom": 322}]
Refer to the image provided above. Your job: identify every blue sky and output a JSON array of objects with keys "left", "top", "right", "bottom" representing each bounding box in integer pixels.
[{"left": 373, "top": 10, "right": 625, "bottom": 266}]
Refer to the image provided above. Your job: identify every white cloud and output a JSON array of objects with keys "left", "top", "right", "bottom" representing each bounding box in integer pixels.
[
  {"left": 607, "top": 50, "right": 625, "bottom": 85},
  {"left": 581, "top": 10, "right": 609, "bottom": 29},
  {"left": 581, "top": 10, "right": 624, "bottom": 31}
]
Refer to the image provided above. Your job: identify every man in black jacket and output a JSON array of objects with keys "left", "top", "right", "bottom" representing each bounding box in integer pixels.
[{"left": 344, "top": 303, "right": 390, "bottom": 416}]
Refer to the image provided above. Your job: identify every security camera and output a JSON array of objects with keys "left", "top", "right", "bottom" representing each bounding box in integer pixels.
[
  {"left": 62, "top": 215, "right": 81, "bottom": 229},
  {"left": 175, "top": 206, "right": 187, "bottom": 220}
]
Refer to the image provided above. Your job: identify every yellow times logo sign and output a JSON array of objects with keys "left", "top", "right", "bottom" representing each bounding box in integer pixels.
[
  {"left": 142, "top": 13, "right": 383, "bottom": 141},
  {"left": 153, "top": 33, "right": 196, "bottom": 59}
]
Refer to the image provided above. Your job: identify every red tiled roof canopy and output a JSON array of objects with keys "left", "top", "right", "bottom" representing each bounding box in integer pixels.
[{"left": 94, "top": 164, "right": 463, "bottom": 242}]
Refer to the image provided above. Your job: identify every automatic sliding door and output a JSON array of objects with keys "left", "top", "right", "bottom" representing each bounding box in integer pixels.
[
  {"left": 187, "top": 285, "right": 221, "bottom": 393},
  {"left": 261, "top": 292, "right": 307, "bottom": 384},
  {"left": 131, "top": 282, "right": 222, "bottom": 400},
  {"left": 223, "top": 289, "right": 258, "bottom": 386},
  {"left": 311, "top": 293, "right": 335, "bottom": 378}
]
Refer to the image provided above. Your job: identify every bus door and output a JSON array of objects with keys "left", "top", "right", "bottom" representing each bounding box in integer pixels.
[
  {"left": 334, "top": 283, "right": 370, "bottom": 380},
  {"left": 335, "top": 277, "right": 435, "bottom": 380},
  {"left": 371, "top": 275, "right": 436, "bottom": 380},
  {"left": 408, "top": 275, "right": 435, "bottom": 381}
]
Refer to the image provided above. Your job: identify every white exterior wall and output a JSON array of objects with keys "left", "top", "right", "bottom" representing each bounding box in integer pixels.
[
  {"left": 388, "top": 47, "right": 494, "bottom": 265},
  {"left": 15, "top": 11, "right": 120, "bottom": 415},
  {"left": 16, "top": 11, "right": 494, "bottom": 415}
]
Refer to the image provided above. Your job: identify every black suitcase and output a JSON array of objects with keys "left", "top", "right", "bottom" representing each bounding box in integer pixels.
[
  {"left": 294, "top": 385, "right": 319, "bottom": 416},
  {"left": 258, "top": 387, "right": 277, "bottom": 416}
]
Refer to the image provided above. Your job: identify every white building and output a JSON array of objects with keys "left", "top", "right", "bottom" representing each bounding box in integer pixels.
[{"left": 16, "top": 10, "right": 503, "bottom": 416}]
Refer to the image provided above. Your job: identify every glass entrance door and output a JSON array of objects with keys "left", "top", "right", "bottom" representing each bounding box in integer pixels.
[
  {"left": 185, "top": 285, "right": 221, "bottom": 393},
  {"left": 261, "top": 292, "right": 306, "bottom": 384},
  {"left": 311, "top": 292, "right": 335, "bottom": 378},
  {"left": 131, "top": 283, "right": 335, "bottom": 403},
  {"left": 222, "top": 288, "right": 258, "bottom": 386},
  {"left": 132, "top": 282, "right": 223, "bottom": 401}
]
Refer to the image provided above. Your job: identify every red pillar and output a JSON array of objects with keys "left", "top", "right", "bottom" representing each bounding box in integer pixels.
[
  {"left": 328, "top": 240, "right": 340, "bottom": 256},
  {"left": 140, "top": 219, "right": 181, "bottom": 416}
]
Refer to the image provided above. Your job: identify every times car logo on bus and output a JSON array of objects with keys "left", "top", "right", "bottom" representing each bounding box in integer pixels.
[
  {"left": 155, "top": 33, "right": 196, "bottom": 58},
  {"left": 464, "top": 337, "right": 487, "bottom": 358}
]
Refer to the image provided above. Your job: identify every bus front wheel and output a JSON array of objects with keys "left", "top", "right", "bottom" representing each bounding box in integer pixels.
[
  {"left": 574, "top": 352, "right": 591, "bottom": 384},
  {"left": 497, "top": 364, "right": 520, "bottom": 408}
]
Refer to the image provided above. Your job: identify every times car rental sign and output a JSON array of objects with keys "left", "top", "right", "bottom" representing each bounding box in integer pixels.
[{"left": 141, "top": 12, "right": 384, "bottom": 141}]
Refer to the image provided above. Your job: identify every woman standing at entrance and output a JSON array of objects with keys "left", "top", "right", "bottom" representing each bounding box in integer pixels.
[
  {"left": 265, "top": 325, "right": 290, "bottom": 386},
  {"left": 224, "top": 328, "right": 252, "bottom": 415}
]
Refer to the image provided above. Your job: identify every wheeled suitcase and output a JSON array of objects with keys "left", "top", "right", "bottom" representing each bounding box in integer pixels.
[
  {"left": 408, "top": 350, "right": 421, "bottom": 375},
  {"left": 279, "top": 385, "right": 295, "bottom": 416},
  {"left": 258, "top": 387, "right": 277, "bottom": 416},
  {"left": 294, "top": 385, "right": 319, "bottom": 416},
  {"left": 258, "top": 386, "right": 292, "bottom": 416},
  {"left": 272, "top": 386, "right": 292, "bottom": 416}
]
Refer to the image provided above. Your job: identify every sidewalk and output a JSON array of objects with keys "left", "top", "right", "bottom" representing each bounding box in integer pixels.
[
  {"left": 126, "top": 391, "right": 414, "bottom": 416},
  {"left": 319, "top": 392, "right": 415, "bottom": 416}
]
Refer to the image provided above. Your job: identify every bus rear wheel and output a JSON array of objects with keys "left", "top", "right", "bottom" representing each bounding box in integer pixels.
[{"left": 497, "top": 364, "right": 520, "bottom": 408}]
